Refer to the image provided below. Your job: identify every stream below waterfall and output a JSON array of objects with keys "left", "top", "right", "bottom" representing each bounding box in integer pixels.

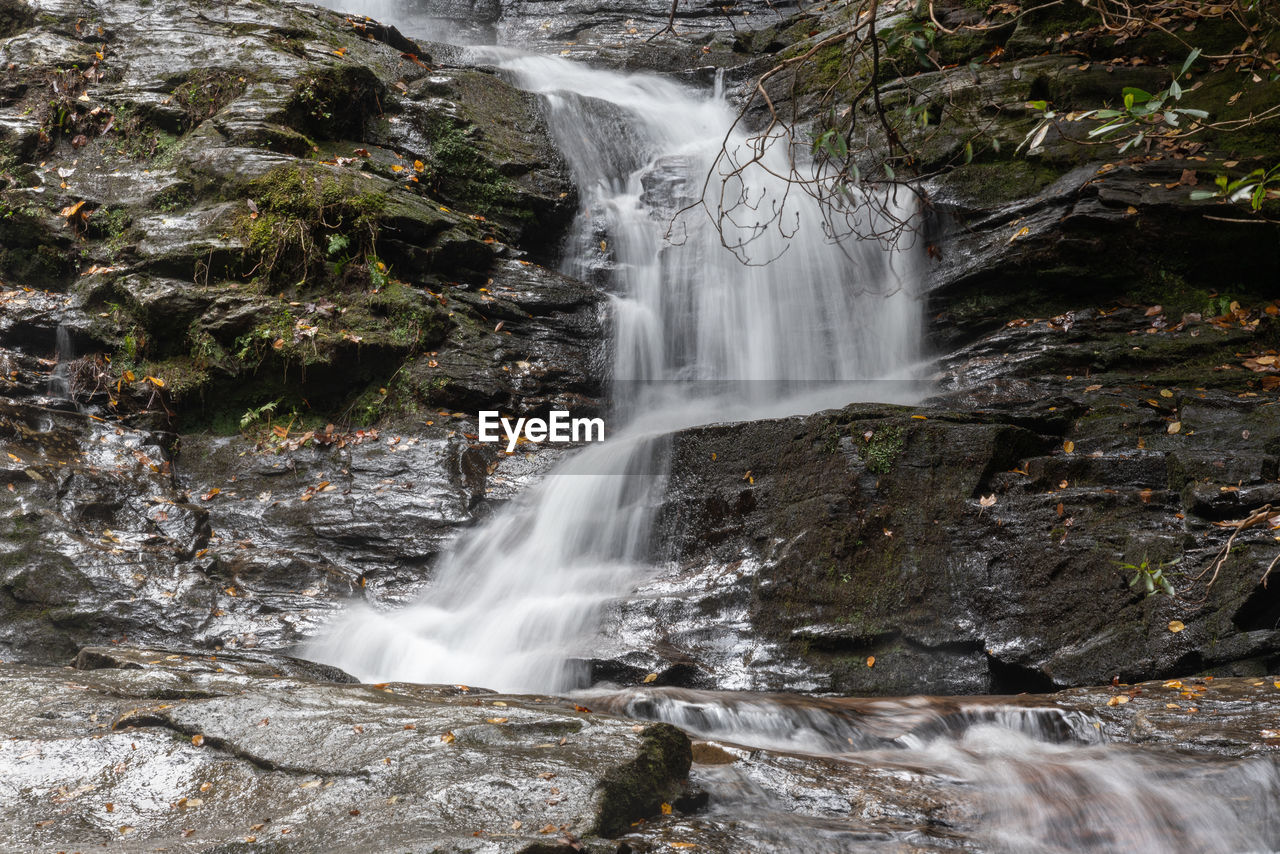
[{"left": 300, "top": 4, "right": 1280, "bottom": 851}]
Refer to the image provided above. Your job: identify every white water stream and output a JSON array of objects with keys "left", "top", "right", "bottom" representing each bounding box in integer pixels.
[{"left": 308, "top": 51, "right": 923, "bottom": 693}]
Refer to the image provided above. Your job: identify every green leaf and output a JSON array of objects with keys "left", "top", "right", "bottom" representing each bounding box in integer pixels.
[
  {"left": 1188, "top": 190, "right": 1219, "bottom": 200},
  {"left": 963, "top": 141, "right": 973, "bottom": 164},
  {"left": 1122, "top": 87, "right": 1153, "bottom": 104},
  {"left": 1169, "top": 79, "right": 1182, "bottom": 99},
  {"left": 1028, "top": 99, "right": 1048, "bottom": 112},
  {"left": 1179, "top": 108, "right": 1209, "bottom": 119},
  {"left": 884, "top": 163, "right": 896, "bottom": 180},
  {"left": 1179, "top": 47, "right": 1202, "bottom": 77}
]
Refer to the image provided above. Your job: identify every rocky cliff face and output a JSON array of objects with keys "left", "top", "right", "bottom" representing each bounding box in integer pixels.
[{"left": 0, "top": 0, "right": 605, "bottom": 663}]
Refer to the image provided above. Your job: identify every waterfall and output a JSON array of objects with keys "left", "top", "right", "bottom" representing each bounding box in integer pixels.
[
  {"left": 47, "top": 322, "right": 74, "bottom": 401},
  {"left": 307, "top": 53, "right": 922, "bottom": 693}
]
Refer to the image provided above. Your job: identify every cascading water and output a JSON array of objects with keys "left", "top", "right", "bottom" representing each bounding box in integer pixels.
[
  {"left": 307, "top": 53, "right": 923, "bottom": 692},
  {"left": 47, "top": 322, "right": 74, "bottom": 402}
]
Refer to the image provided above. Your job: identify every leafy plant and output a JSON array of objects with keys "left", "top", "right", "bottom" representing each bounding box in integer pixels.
[
  {"left": 239, "top": 399, "right": 280, "bottom": 432},
  {"left": 1190, "top": 163, "right": 1280, "bottom": 210},
  {"left": 1021, "top": 50, "right": 1208, "bottom": 155},
  {"left": 1119, "top": 557, "right": 1180, "bottom": 597}
]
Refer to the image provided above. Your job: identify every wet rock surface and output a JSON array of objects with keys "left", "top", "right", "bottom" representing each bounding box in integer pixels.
[
  {"left": 0, "top": 0, "right": 602, "bottom": 666},
  {"left": 1, "top": 0, "right": 601, "bottom": 430},
  {"left": 600, "top": 301, "right": 1280, "bottom": 695},
  {"left": 0, "top": 648, "right": 692, "bottom": 852}
]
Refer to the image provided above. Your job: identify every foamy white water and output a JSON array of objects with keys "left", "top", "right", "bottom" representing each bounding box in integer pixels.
[{"left": 306, "top": 51, "right": 923, "bottom": 692}]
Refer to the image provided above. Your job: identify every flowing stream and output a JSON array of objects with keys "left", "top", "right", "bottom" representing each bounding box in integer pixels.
[{"left": 302, "top": 6, "right": 1280, "bottom": 851}]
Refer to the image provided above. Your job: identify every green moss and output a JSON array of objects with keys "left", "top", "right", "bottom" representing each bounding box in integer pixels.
[
  {"left": 288, "top": 65, "right": 383, "bottom": 140},
  {"left": 593, "top": 724, "right": 691, "bottom": 837},
  {"left": 169, "top": 69, "right": 251, "bottom": 128},
  {"left": 86, "top": 205, "right": 132, "bottom": 251},
  {"left": 0, "top": 0, "right": 35, "bottom": 37},
  {"left": 426, "top": 119, "right": 518, "bottom": 217},
  {"left": 236, "top": 166, "right": 387, "bottom": 286},
  {"left": 941, "top": 159, "right": 1065, "bottom": 207},
  {"left": 861, "top": 425, "right": 905, "bottom": 474},
  {"left": 109, "top": 105, "right": 183, "bottom": 162}
]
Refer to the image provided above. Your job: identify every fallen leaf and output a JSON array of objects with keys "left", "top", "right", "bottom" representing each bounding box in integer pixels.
[
  {"left": 1062, "top": 440, "right": 1075, "bottom": 454},
  {"left": 1167, "top": 421, "right": 1182, "bottom": 434},
  {"left": 979, "top": 494, "right": 996, "bottom": 508},
  {"left": 1168, "top": 620, "right": 1186, "bottom": 633},
  {"left": 642, "top": 673, "right": 658, "bottom": 683},
  {"left": 191, "top": 734, "right": 204, "bottom": 746},
  {"left": 866, "top": 656, "right": 876, "bottom": 667},
  {"left": 1106, "top": 695, "right": 1130, "bottom": 706}
]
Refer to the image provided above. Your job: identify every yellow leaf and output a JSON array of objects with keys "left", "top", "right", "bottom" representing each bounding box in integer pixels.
[
  {"left": 1168, "top": 620, "right": 1186, "bottom": 633},
  {"left": 1062, "top": 440, "right": 1074, "bottom": 454},
  {"left": 910, "top": 414, "right": 928, "bottom": 420},
  {"left": 487, "top": 717, "right": 508, "bottom": 724},
  {"left": 866, "top": 656, "right": 875, "bottom": 668},
  {"left": 1008, "top": 225, "right": 1030, "bottom": 243},
  {"left": 123, "top": 369, "right": 136, "bottom": 382},
  {"left": 1159, "top": 389, "right": 1174, "bottom": 398},
  {"left": 392, "top": 164, "right": 404, "bottom": 172},
  {"left": 670, "top": 844, "right": 699, "bottom": 849},
  {"left": 1167, "top": 421, "right": 1182, "bottom": 434},
  {"left": 333, "top": 47, "right": 347, "bottom": 56},
  {"left": 642, "top": 673, "right": 658, "bottom": 683},
  {"left": 413, "top": 160, "right": 424, "bottom": 172},
  {"left": 1106, "top": 695, "right": 1130, "bottom": 706},
  {"left": 441, "top": 731, "right": 456, "bottom": 743},
  {"left": 191, "top": 734, "right": 204, "bottom": 746},
  {"left": 661, "top": 802, "right": 673, "bottom": 815}
]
